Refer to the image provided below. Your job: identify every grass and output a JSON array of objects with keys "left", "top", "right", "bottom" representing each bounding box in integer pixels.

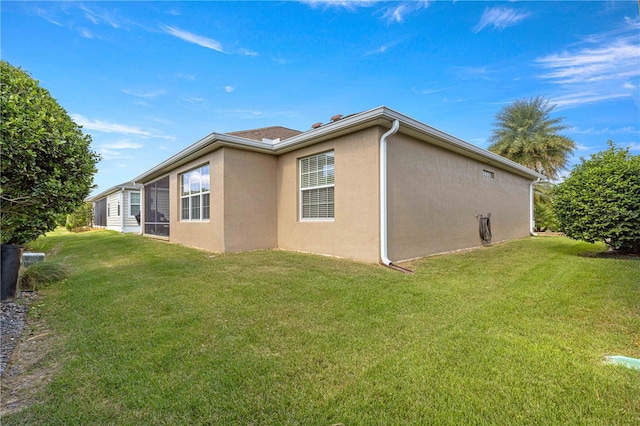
[
  {"left": 19, "top": 262, "right": 71, "bottom": 291},
  {"left": 5, "top": 229, "right": 639, "bottom": 425}
]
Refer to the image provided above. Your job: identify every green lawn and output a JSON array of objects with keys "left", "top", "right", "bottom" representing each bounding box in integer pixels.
[{"left": 5, "top": 230, "right": 639, "bottom": 425}]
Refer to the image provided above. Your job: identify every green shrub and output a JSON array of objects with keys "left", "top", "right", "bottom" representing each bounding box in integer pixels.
[
  {"left": 66, "top": 202, "right": 93, "bottom": 232},
  {"left": 19, "top": 261, "right": 70, "bottom": 291},
  {"left": 0, "top": 60, "right": 100, "bottom": 245},
  {"left": 554, "top": 141, "right": 640, "bottom": 253}
]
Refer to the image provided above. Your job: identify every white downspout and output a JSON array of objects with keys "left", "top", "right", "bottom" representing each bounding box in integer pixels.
[
  {"left": 121, "top": 187, "right": 125, "bottom": 233},
  {"left": 380, "top": 119, "right": 400, "bottom": 266},
  {"left": 529, "top": 178, "right": 540, "bottom": 236}
]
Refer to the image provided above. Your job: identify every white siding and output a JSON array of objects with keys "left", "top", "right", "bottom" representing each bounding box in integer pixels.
[{"left": 105, "top": 190, "right": 141, "bottom": 233}]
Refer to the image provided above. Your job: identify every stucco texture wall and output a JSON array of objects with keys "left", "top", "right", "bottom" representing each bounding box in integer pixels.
[
  {"left": 223, "top": 148, "right": 277, "bottom": 252},
  {"left": 276, "top": 127, "right": 381, "bottom": 262},
  {"left": 168, "top": 150, "right": 225, "bottom": 252},
  {"left": 164, "top": 148, "right": 277, "bottom": 253},
  {"left": 386, "top": 132, "right": 531, "bottom": 262}
]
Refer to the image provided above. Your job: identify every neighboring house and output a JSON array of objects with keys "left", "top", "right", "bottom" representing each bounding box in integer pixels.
[
  {"left": 87, "top": 183, "right": 143, "bottom": 233},
  {"left": 132, "top": 106, "right": 545, "bottom": 265}
]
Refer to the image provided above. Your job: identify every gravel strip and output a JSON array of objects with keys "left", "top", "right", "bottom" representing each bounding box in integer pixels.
[{"left": 1, "top": 293, "right": 33, "bottom": 378}]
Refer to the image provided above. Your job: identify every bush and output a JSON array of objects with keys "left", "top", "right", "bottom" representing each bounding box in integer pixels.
[
  {"left": 19, "top": 261, "right": 70, "bottom": 291},
  {"left": 553, "top": 141, "right": 640, "bottom": 253},
  {"left": 0, "top": 61, "right": 100, "bottom": 245},
  {"left": 66, "top": 202, "right": 93, "bottom": 232}
]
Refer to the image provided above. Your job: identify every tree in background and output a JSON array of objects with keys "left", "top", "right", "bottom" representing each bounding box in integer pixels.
[
  {"left": 553, "top": 142, "right": 640, "bottom": 254},
  {"left": 488, "top": 96, "right": 575, "bottom": 181},
  {"left": 66, "top": 202, "right": 94, "bottom": 232},
  {"left": 532, "top": 182, "right": 560, "bottom": 232},
  {"left": 0, "top": 61, "right": 100, "bottom": 245},
  {"left": 488, "top": 96, "right": 575, "bottom": 231}
]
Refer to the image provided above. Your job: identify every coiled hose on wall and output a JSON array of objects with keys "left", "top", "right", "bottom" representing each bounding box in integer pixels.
[{"left": 477, "top": 213, "right": 492, "bottom": 244}]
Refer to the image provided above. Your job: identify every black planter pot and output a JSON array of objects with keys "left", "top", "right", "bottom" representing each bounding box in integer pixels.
[{"left": 1, "top": 244, "right": 23, "bottom": 301}]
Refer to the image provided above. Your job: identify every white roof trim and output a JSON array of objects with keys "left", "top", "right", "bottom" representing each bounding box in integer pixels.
[
  {"left": 87, "top": 182, "right": 142, "bottom": 202},
  {"left": 132, "top": 105, "right": 545, "bottom": 183}
]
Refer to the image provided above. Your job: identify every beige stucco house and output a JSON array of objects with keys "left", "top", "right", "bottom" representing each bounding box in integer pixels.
[
  {"left": 88, "top": 183, "right": 142, "bottom": 234},
  {"left": 131, "top": 106, "right": 544, "bottom": 265}
]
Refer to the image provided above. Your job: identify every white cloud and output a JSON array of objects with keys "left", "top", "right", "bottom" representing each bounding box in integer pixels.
[
  {"left": 34, "top": 7, "right": 62, "bottom": 26},
  {"left": 550, "top": 91, "right": 631, "bottom": 108},
  {"left": 365, "top": 44, "right": 391, "bottom": 56},
  {"left": 225, "top": 86, "right": 234, "bottom": 93},
  {"left": 626, "top": 142, "right": 640, "bottom": 152},
  {"left": 97, "top": 139, "right": 143, "bottom": 161},
  {"left": 453, "top": 65, "right": 497, "bottom": 81},
  {"left": 382, "top": 1, "right": 430, "bottom": 24},
  {"left": 104, "top": 140, "right": 144, "bottom": 150},
  {"left": 300, "top": 0, "right": 378, "bottom": 10},
  {"left": 382, "top": 4, "right": 408, "bottom": 23},
  {"left": 121, "top": 89, "right": 166, "bottom": 99},
  {"left": 181, "top": 97, "right": 205, "bottom": 104},
  {"left": 72, "top": 114, "right": 152, "bottom": 136},
  {"left": 238, "top": 48, "right": 258, "bottom": 57},
  {"left": 473, "top": 7, "right": 530, "bottom": 33},
  {"left": 301, "top": 0, "right": 430, "bottom": 23},
  {"left": 536, "top": 38, "right": 640, "bottom": 85},
  {"left": 78, "top": 3, "right": 121, "bottom": 29},
  {"left": 536, "top": 21, "right": 640, "bottom": 109},
  {"left": 78, "top": 28, "right": 94, "bottom": 39},
  {"left": 159, "top": 24, "right": 226, "bottom": 53},
  {"left": 412, "top": 87, "right": 444, "bottom": 95},
  {"left": 567, "top": 126, "right": 640, "bottom": 135},
  {"left": 72, "top": 114, "right": 175, "bottom": 140}
]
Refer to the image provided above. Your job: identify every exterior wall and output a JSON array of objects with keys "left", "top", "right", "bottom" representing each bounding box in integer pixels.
[
  {"left": 154, "top": 148, "right": 277, "bottom": 253},
  {"left": 100, "top": 190, "right": 141, "bottom": 233},
  {"left": 105, "top": 192, "right": 121, "bottom": 231},
  {"left": 123, "top": 190, "right": 142, "bottom": 233},
  {"left": 223, "top": 148, "right": 277, "bottom": 252},
  {"left": 387, "top": 132, "right": 531, "bottom": 262},
  {"left": 276, "top": 127, "right": 381, "bottom": 263},
  {"left": 167, "top": 150, "right": 225, "bottom": 252}
]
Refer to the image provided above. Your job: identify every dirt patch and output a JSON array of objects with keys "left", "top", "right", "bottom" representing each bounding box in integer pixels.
[{"left": 1, "top": 292, "right": 60, "bottom": 417}]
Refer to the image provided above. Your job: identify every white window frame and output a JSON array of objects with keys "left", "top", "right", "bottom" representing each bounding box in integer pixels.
[
  {"left": 299, "top": 151, "right": 335, "bottom": 221},
  {"left": 180, "top": 164, "right": 210, "bottom": 222},
  {"left": 128, "top": 191, "right": 141, "bottom": 218}
]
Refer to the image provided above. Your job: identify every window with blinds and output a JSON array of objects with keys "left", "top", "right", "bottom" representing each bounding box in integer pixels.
[
  {"left": 180, "top": 164, "right": 210, "bottom": 221},
  {"left": 300, "top": 151, "right": 334, "bottom": 220}
]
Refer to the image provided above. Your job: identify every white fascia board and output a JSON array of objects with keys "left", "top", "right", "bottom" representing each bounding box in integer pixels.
[
  {"left": 273, "top": 105, "right": 543, "bottom": 180},
  {"left": 132, "top": 133, "right": 275, "bottom": 184},
  {"left": 132, "top": 104, "right": 544, "bottom": 185},
  {"left": 273, "top": 106, "right": 389, "bottom": 153},
  {"left": 87, "top": 182, "right": 143, "bottom": 202},
  {"left": 381, "top": 108, "right": 546, "bottom": 181}
]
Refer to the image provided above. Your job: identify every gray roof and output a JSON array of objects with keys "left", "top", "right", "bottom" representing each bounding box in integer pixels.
[
  {"left": 132, "top": 106, "right": 546, "bottom": 184},
  {"left": 227, "top": 126, "right": 302, "bottom": 141}
]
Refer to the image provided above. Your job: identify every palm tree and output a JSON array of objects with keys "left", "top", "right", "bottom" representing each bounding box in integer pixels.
[{"left": 488, "top": 96, "right": 575, "bottom": 180}]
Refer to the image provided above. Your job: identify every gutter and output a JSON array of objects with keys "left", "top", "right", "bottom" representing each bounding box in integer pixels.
[
  {"left": 121, "top": 187, "right": 125, "bottom": 233},
  {"left": 132, "top": 106, "right": 544, "bottom": 185},
  {"left": 530, "top": 177, "right": 541, "bottom": 236},
  {"left": 380, "top": 119, "right": 400, "bottom": 267}
]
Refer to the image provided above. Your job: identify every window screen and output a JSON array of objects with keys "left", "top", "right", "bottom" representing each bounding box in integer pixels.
[{"left": 144, "top": 176, "right": 170, "bottom": 236}]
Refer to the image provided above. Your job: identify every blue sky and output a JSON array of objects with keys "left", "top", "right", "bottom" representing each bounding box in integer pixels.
[{"left": 3, "top": 1, "right": 639, "bottom": 195}]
